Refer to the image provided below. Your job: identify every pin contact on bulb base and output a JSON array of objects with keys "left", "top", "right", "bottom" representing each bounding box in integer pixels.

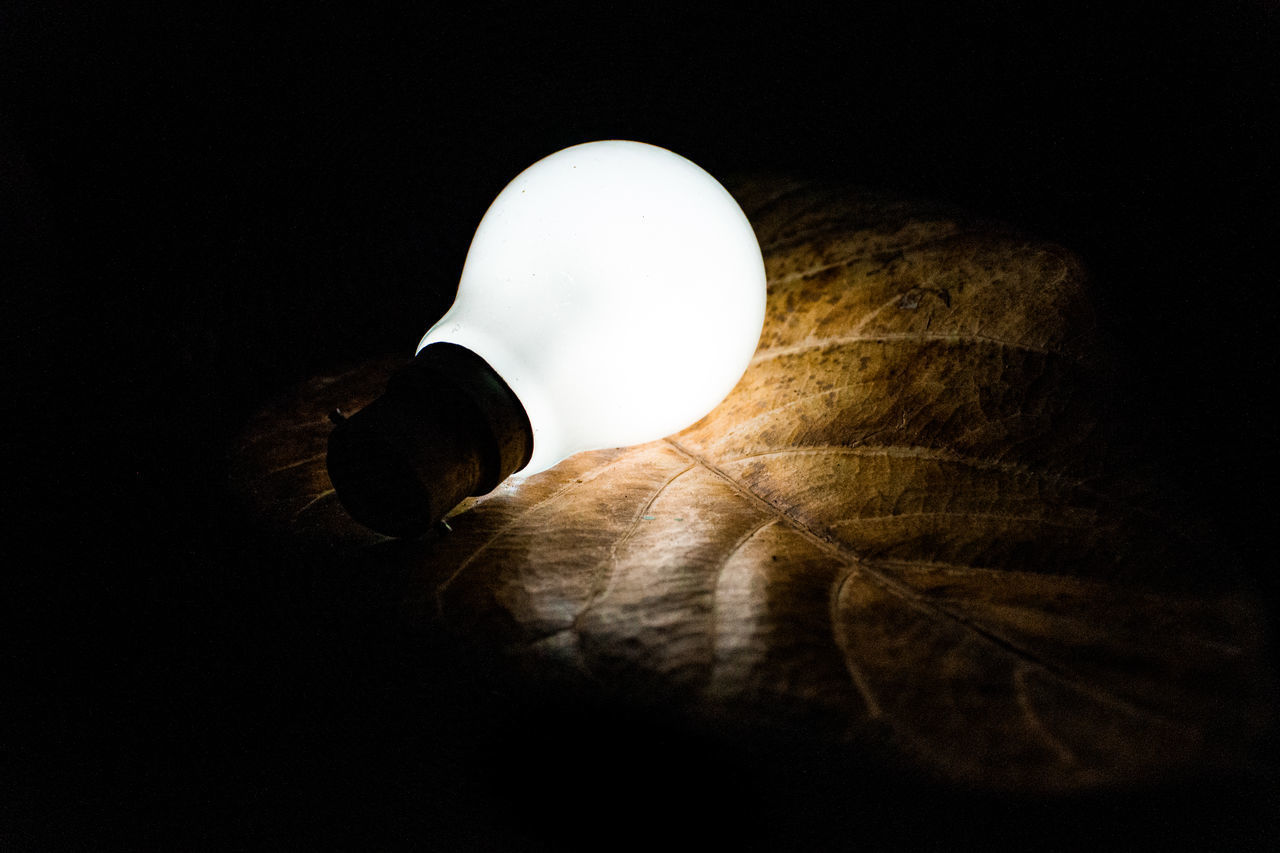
[{"left": 326, "top": 343, "right": 533, "bottom": 538}]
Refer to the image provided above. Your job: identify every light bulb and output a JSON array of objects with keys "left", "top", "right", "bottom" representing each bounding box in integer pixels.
[{"left": 327, "top": 140, "right": 766, "bottom": 537}]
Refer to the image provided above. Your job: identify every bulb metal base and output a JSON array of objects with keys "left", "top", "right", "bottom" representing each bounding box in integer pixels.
[{"left": 326, "top": 343, "right": 533, "bottom": 538}]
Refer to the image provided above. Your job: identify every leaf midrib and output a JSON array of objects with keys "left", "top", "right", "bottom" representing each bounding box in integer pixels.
[{"left": 663, "top": 437, "right": 1192, "bottom": 729}]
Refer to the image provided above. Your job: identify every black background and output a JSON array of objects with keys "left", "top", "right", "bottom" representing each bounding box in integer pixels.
[{"left": 4, "top": 2, "right": 1278, "bottom": 849}]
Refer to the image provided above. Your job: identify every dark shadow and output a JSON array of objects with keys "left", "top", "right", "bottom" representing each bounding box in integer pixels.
[{"left": 5, "top": 2, "right": 1277, "bottom": 848}]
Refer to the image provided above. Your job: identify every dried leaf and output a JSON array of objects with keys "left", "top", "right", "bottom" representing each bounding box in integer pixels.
[{"left": 231, "top": 179, "right": 1273, "bottom": 790}]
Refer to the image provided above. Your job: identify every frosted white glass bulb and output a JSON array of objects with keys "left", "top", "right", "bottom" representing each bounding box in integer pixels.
[
  {"left": 327, "top": 140, "right": 765, "bottom": 537},
  {"left": 418, "top": 140, "right": 766, "bottom": 474}
]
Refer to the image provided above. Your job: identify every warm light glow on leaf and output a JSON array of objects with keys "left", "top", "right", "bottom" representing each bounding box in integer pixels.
[{"left": 232, "top": 178, "right": 1273, "bottom": 790}]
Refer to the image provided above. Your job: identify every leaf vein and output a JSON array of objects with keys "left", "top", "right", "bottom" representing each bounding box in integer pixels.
[
  {"left": 708, "top": 519, "right": 780, "bottom": 689},
  {"left": 830, "top": 567, "right": 885, "bottom": 718},
  {"left": 267, "top": 452, "right": 327, "bottom": 475},
  {"left": 665, "top": 438, "right": 1189, "bottom": 731},
  {"left": 571, "top": 462, "right": 700, "bottom": 630},
  {"left": 750, "top": 331, "right": 1074, "bottom": 365},
  {"left": 435, "top": 446, "right": 656, "bottom": 611},
  {"left": 830, "top": 511, "right": 1095, "bottom": 531},
  {"left": 724, "top": 444, "right": 1079, "bottom": 482},
  {"left": 291, "top": 488, "right": 336, "bottom": 522},
  {"left": 1015, "top": 663, "right": 1079, "bottom": 766}
]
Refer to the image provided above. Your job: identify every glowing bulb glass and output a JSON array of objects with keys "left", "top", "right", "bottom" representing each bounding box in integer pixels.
[{"left": 418, "top": 140, "right": 766, "bottom": 474}]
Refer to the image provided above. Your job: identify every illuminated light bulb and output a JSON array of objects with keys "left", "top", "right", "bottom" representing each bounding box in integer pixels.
[{"left": 327, "top": 140, "right": 766, "bottom": 537}]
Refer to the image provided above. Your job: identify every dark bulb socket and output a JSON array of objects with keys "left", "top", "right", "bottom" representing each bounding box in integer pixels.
[{"left": 326, "top": 343, "right": 533, "bottom": 538}]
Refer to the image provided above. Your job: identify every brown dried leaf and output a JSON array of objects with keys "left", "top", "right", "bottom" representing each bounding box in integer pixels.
[{"left": 231, "top": 179, "right": 1274, "bottom": 790}]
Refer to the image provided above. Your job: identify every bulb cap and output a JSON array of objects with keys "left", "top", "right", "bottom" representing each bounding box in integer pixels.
[{"left": 326, "top": 343, "right": 533, "bottom": 538}]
